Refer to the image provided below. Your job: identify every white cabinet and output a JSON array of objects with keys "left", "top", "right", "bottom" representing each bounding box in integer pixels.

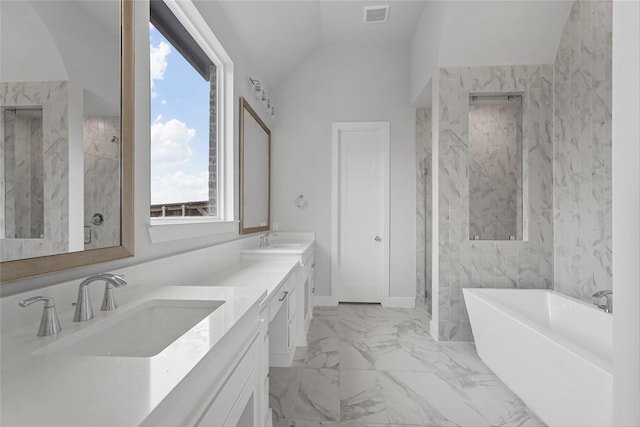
[
  {"left": 296, "top": 252, "right": 314, "bottom": 346},
  {"left": 268, "top": 272, "right": 296, "bottom": 367},
  {"left": 194, "top": 337, "right": 258, "bottom": 427},
  {"left": 258, "top": 305, "right": 272, "bottom": 427},
  {"left": 141, "top": 303, "right": 264, "bottom": 427}
]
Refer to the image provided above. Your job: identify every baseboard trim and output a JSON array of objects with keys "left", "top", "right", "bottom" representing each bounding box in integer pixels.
[
  {"left": 270, "top": 352, "right": 294, "bottom": 367},
  {"left": 313, "top": 296, "right": 338, "bottom": 306},
  {"left": 314, "top": 296, "right": 418, "bottom": 308},
  {"left": 381, "top": 297, "right": 415, "bottom": 308}
]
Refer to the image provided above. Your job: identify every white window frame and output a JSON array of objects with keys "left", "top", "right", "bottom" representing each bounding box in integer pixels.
[{"left": 148, "top": 0, "right": 235, "bottom": 243}]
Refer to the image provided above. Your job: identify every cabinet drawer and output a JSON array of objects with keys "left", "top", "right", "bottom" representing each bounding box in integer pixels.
[
  {"left": 269, "top": 277, "right": 291, "bottom": 322},
  {"left": 301, "top": 254, "right": 314, "bottom": 277},
  {"left": 269, "top": 289, "right": 289, "bottom": 322},
  {"left": 301, "top": 250, "right": 313, "bottom": 267}
]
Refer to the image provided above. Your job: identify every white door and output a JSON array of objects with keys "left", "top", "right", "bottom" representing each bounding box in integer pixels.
[{"left": 331, "top": 122, "right": 389, "bottom": 303}]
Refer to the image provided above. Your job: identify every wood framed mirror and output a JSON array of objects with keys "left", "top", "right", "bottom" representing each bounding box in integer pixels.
[
  {"left": 239, "top": 97, "right": 270, "bottom": 235},
  {"left": 0, "top": 0, "right": 134, "bottom": 283}
]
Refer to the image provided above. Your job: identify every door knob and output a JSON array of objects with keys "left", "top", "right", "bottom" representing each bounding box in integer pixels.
[{"left": 374, "top": 236, "right": 382, "bottom": 242}]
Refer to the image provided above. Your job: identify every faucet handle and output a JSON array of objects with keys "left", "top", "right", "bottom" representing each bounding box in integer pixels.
[
  {"left": 19, "top": 296, "right": 62, "bottom": 337},
  {"left": 592, "top": 290, "right": 612, "bottom": 298}
]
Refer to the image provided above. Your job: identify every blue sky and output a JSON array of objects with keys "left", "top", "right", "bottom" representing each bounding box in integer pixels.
[{"left": 149, "top": 24, "right": 210, "bottom": 205}]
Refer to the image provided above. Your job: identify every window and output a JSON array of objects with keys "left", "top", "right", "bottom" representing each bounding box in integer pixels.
[{"left": 149, "top": 0, "right": 231, "bottom": 224}]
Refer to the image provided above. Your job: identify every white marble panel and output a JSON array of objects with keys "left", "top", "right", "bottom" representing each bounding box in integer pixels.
[
  {"left": 416, "top": 108, "right": 432, "bottom": 312},
  {"left": 438, "top": 64, "right": 554, "bottom": 341},
  {"left": 553, "top": 0, "right": 612, "bottom": 302}
]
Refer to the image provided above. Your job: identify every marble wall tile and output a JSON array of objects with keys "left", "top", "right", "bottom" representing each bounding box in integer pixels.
[
  {"left": 415, "top": 108, "right": 432, "bottom": 312},
  {"left": 553, "top": 0, "right": 612, "bottom": 302},
  {"left": 1, "top": 81, "right": 69, "bottom": 261},
  {"left": 437, "top": 65, "right": 554, "bottom": 341}
]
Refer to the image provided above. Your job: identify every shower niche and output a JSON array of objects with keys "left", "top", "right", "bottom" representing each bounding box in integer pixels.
[
  {"left": 2, "top": 106, "right": 45, "bottom": 239},
  {"left": 468, "top": 93, "right": 525, "bottom": 241}
]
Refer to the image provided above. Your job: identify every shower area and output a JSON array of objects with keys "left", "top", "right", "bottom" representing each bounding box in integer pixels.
[
  {"left": 416, "top": 108, "right": 432, "bottom": 314},
  {"left": 83, "top": 116, "right": 121, "bottom": 250}
]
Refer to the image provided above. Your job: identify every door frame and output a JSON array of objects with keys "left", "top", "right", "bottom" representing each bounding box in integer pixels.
[{"left": 331, "top": 121, "right": 390, "bottom": 304}]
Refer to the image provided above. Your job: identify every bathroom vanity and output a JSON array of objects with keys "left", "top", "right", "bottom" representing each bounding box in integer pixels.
[
  {"left": 1, "top": 286, "right": 266, "bottom": 426},
  {"left": 241, "top": 232, "right": 315, "bottom": 355},
  {"left": 0, "top": 233, "right": 315, "bottom": 427}
]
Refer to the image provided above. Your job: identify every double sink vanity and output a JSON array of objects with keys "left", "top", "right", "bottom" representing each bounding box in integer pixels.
[{"left": 0, "top": 233, "right": 315, "bottom": 427}]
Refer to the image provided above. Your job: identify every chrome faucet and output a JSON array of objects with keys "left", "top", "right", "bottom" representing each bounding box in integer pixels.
[
  {"left": 19, "top": 296, "right": 62, "bottom": 337},
  {"left": 73, "top": 273, "right": 127, "bottom": 322},
  {"left": 592, "top": 290, "right": 613, "bottom": 313},
  {"left": 259, "top": 231, "right": 277, "bottom": 248}
]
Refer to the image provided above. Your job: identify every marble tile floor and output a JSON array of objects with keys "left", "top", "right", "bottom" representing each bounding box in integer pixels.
[{"left": 270, "top": 304, "right": 544, "bottom": 427}]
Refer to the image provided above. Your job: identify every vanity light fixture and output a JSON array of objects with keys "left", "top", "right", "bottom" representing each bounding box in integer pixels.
[
  {"left": 249, "top": 77, "right": 276, "bottom": 121},
  {"left": 249, "top": 77, "right": 262, "bottom": 100}
]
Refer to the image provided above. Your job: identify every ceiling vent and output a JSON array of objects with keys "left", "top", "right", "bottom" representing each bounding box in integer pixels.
[{"left": 363, "top": 5, "right": 390, "bottom": 24}]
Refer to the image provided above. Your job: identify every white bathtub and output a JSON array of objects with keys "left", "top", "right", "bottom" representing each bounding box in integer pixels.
[{"left": 463, "top": 288, "right": 612, "bottom": 427}]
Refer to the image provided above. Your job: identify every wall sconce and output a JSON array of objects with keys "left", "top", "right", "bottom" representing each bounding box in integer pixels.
[
  {"left": 249, "top": 77, "right": 276, "bottom": 121},
  {"left": 249, "top": 77, "right": 262, "bottom": 100}
]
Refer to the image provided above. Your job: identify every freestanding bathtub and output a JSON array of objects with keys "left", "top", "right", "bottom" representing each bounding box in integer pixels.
[{"left": 463, "top": 288, "right": 612, "bottom": 427}]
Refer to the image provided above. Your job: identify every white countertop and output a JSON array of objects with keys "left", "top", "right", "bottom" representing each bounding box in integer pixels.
[
  {"left": 1, "top": 285, "right": 265, "bottom": 426},
  {"left": 192, "top": 257, "right": 299, "bottom": 299},
  {"left": 240, "top": 235, "right": 315, "bottom": 258},
  {"left": 0, "top": 236, "right": 313, "bottom": 426}
]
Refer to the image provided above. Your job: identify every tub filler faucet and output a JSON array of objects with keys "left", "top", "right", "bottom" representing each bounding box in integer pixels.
[{"left": 592, "top": 290, "right": 613, "bottom": 313}]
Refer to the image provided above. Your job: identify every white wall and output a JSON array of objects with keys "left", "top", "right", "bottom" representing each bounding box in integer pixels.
[
  {"left": 271, "top": 42, "right": 416, "bottom": 302},
  {"left": 409, "top": 2, "right": 445, "bottom": 107},
  {"left": 612, "top": 1, "right": 640, "bottom": 424},
  {"left": 0, "top": 1, "right": 68, "bottom": 82},
  {"left": 1, "top": 0, "right": 272, "bottom": 295},
  {"left": 409, "top": 1, "right": 573, "bottom": 105}
]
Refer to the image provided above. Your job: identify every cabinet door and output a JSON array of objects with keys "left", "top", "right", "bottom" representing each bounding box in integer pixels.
[{"left": 195, "top": 340, "right": 258, "bottom": 426}]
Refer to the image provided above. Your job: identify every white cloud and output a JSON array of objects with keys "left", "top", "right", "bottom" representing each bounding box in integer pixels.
[
  {"left": 150, "top": 116, "right": 195, "bottom": 168},
  {"left": 150, "top": 40, "right": 171, "bottom": 96},
  {"left": 151, "top": 171, "right": 209, "bottom": 205}
]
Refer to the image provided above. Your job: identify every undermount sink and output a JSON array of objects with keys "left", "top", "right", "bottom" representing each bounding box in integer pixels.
[{"left": 40, "top": 299, "right": 225, "bottom": 357}]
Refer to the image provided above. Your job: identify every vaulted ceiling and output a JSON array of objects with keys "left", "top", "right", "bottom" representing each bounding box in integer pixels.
[
  {"left": 214, "top": 1, "right": 425, "bottom": 86},
  {"left": 206, "top": 0, "right": 572, "bottom": 94}
]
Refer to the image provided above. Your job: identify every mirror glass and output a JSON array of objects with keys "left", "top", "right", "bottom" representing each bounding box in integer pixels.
[
  {"left": 468, "top": 94, "right": 523, "bottom": 241},
  {"left": 0, "top": 0, "right": 133, "bottom": 281},
  {"left": 239, "top": 97, "right": 270, "bottom": 234}
]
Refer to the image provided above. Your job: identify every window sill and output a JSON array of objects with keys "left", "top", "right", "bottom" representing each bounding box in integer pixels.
[{"left": 148, "top": 218, "right": 238, "bottom": 244}]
